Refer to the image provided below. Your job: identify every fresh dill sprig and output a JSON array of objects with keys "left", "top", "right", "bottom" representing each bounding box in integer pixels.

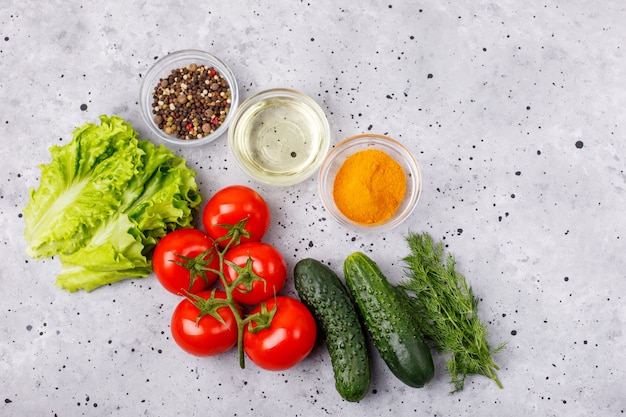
[{"left": 398, "top": 232, "right": 505, "bottom": 393}]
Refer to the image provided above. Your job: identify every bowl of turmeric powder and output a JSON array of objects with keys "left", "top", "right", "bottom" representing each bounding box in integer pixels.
[{"left": 318, "top": 134, "right": 421, "bottom": 231}]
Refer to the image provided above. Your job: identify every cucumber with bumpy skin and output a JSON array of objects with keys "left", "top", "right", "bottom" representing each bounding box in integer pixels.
[
  {"left": 343, "top": 252, "right": 434, "bottom": 388},
  {"left": 294, "top": 258, "right": 371, "bottom": 402}
]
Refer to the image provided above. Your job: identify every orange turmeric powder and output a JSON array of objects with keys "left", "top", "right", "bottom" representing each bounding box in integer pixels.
[{"left": 333, "top": 149, "right": 406, "bottom": 224}]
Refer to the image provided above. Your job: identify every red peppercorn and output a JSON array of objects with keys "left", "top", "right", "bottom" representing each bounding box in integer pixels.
[
  {"left": 186, "top": 123, "right": 193, "bottom": 131},
  {"left": 209, "top": 69, "right": 216, "bottom": 77},
  {"left": 211, "top": 116, "right": 219, "bottom": 125}
]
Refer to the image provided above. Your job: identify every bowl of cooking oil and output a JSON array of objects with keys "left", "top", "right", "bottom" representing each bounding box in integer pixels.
[{"left": 228, "top": 88, "right": 331, "bottom": 187}]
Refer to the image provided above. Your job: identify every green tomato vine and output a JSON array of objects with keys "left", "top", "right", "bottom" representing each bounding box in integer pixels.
[{"left": 177, "top": 218, "right": 277, "bottom": 368}]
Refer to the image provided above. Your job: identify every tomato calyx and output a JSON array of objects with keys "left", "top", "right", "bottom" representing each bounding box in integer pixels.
[
  {"left": 224, "top": 254, "right": 267, "bottom": 295},
  {"left": 183, "top": 289, "right": 232, "bottom": 326},
  {"left": 214, "top": 216, "right": 252, "bottom": 247},
  {"left": 243, "top": 299, "right": 278, "bottom": 334},
  {"left": 171, "top": 248, "right": 220, "bottom": 293}
]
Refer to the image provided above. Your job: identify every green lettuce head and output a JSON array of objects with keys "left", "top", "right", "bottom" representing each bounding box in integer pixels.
[{"left": 24, "top": 115, "right": 201, "bottom": 292}]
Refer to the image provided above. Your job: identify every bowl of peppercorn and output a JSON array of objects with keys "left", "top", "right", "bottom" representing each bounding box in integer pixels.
[
  {"left": 140, "top": 49, "right": 239, "bottom": 147},
  {"left": 317, "top": 134, "right": 422, "bottom": 232}
]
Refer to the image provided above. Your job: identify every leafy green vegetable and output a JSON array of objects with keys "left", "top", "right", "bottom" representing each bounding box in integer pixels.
[
  {"left": 24, "top": 115, "right": 201, "bottom": 292},
  {"left": 398, "top": 232, "right": 505, "bottom": 392}
]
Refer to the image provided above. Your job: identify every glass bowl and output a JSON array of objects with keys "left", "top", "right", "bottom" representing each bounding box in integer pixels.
[
  {"left": 139, "top": 49, "right": 239, "bottom": 147},
  {"left": 228, "top": 88, "right": 330, "bottom": 187},
  {"left": 318, "top": 134, "right": 422, "bottom": 232}
]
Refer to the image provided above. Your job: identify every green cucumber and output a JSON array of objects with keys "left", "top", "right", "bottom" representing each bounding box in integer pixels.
[
  {"left": 294, "top": 258, "right": 371, "bottom": 402},
  {"left": 343, "top": 252, "right": 434, "bottom": 388}
]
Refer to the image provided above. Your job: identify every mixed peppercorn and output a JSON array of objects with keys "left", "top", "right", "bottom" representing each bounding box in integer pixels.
[{"left": 151, "top": 63, "right": 232, "bottom": 140}]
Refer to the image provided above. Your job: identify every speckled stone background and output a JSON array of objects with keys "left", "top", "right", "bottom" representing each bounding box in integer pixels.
[{"left": 1, "top": 1, "right": 625, "bottom": 416}]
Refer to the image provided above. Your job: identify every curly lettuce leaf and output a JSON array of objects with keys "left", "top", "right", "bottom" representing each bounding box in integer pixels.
[
  {"left": 24, "top": 116, "right": 143, "bottom": 258},
  {"left": 24, "top": 115, "right": 202, "bottom": 292},
  {"left": 57, "top": 214, "right": 152, "bottom": 292},
  {"left": 56, "top": 143, "right": 201, "bottom": 292}
]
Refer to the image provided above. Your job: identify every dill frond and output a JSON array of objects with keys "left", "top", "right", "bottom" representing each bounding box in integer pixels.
[{"left": 398, "top": 232, "right": 505, "bottom": 393}]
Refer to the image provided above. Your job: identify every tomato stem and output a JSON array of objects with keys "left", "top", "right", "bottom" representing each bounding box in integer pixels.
[
  {"left": 215, "top": 230, "right": 248, "bottom": 369},
  {"left": 236, "top": 313, "right": 246, "bottom": 369}
]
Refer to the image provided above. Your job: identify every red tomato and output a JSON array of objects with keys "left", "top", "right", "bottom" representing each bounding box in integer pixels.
[
  {"left": 243, "top": 296, "right": 317, "bottom": 371},
  {"left": 153, "top": 228, "right": 220, "bottom": 295},
  {"left": 171, "top": 290, "right": 240, "bottom": 357},
  {"left": 223, "top": 242, "right": 287, "bottom": 305},
  {"left": 202, "top": 185, "right": 270, "bottom": 248}
]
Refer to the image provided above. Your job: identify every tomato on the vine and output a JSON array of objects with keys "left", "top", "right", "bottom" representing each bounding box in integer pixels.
[
  {"left": 171, "top": 290, "right": 240, "bottom": 357},
  {"left": 223, "top": 242, "right": 287, "bottom": 305},
  {"left": 243, "top": 296, "right": 317, "bottom": 371},
  {"left": 202, "top": 185, "right": 270, "bottom": 248},
  {"left": 152, "top": 228, "right": 220, "bottom": 295}
]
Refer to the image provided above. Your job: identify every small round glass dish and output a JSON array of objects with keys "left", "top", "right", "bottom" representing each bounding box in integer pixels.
[
  {"left": 228, "top": 88, "right": 330, "bottom": 187},
  {"left": 139, "top": 49, "right": 239, "bottom": 147},
  {"left": 318, "top": 134, "right": 422, "bottom": 232}
]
